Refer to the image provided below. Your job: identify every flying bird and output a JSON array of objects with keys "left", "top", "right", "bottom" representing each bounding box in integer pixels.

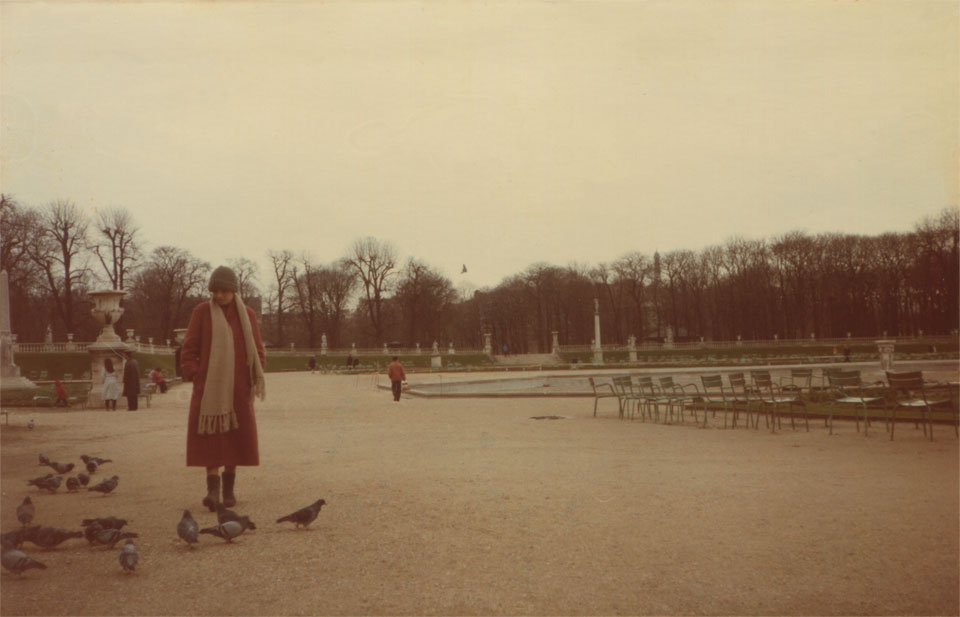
[
  {"left": 88, "top": 475, "right": 119, "bottom": 496},
  {"left": 461, "top": 264, "right": 468, "bottom": 274},
  {"left": 276, "top": 498, "right": 326, "bottom": 529},
  {"left": 77, "top": 472, "right": 90, "bottom": 486},
  {"left": 216, "top": 503, "right": 257, "bottom": 530},
  {"left": 118, "top": 539, "right": 139, "bottom": 572},
  {"left": 199, "top": 521, "right": 245, "bottom": 543},
  {"left": 16, "top": 497, "right": 35, "bottom": 526},
  {"left": 26, "top": 527, "right": 83, "bottom": 549},
  {"left": 177, "top": 510, "right": 200, "bottom": 547},
  {"left": 1, "top": 548, "right": 47, "bottom": 577},
  {"left": 47, "top": 461, "right": 74, "bottom": 475},
  {"left": 80, "top": 516, "right": 127, "bottom": 530}
]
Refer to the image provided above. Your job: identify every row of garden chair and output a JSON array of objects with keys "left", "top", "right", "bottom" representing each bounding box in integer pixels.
[{"left": 589, "top": 370, "right": 958, "bottom": 440}]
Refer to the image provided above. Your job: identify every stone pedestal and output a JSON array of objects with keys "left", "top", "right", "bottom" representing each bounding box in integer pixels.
[
  {"left": 551, "top": 331, "right": 560, "bottom": 358},
  {"left": 483, "top": 333, "right": 492, "bottom": 357},
  {"left": 415, "top": 342, "right": 421, "bottom": 355},
  {"left": 627, "top": 334, "right": 637, "bottom": 362},
  {"left": 664, "top": 325, "right": 675, "bottom": 350},
  {"left": 448, "top": 342, "right": 455, "bottom": 355},
  {"left": 876, "top": 340, "right": 895, "bottom": 372},
  {"left": 0, "top": 271, "right": 37, "bottom": 393},
  {"left": 87, "top": 289, "right": 128, "bottom": 408},
  {"left": 320, "top": 333, "right": 328, "bottom": 356},
  {"left": 431, "top": 353, "right": 442, "bottom": 368}
]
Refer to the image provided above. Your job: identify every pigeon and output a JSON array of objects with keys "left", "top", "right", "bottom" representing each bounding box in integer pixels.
[
  {"left": 177, "top": 510, "right": 200, "bottom": 546},
  {"left": 79, "top": 455, "right": 91, "bottom": 464},
  {"left": 216, "top": 503, "right": 257, "bottom": 530},
  {"left": 16, "top": 497, "right": 35, "bottom": 526},
  {"left": 27, "top": 476, "right": 62, "bottom": 493},
  {"left": 77, "top": 472, "right": 90, "bottom": 486},
  {"left": 1, "top": 547, "right": 47, "bottom": 577},
  {"left": 27, "top": 419, "right": 35, "bottom": 430},
  {"left": 26, "top": 473, "right": 53, "bottom": 488},
  {"left": 65, "top": 477, "right": 81, "bottom": 492},
  {"left": 199, "top": 521, "right": 245, "bottom": 543},
  {"left": 88, "top": 475, "right": 119, "bottom": 496},
  {"left": 276, "top": 498, "right": 326, "bottom": 529},
  {"left": 80, "top": 516, "right": 127, "bottom": 530},
  {"left": 118, "top": 539, "right": 138, "bottom": 572},
  {"left": 89, "top": 457, "right": 112, "bottom": 466},
  {"left": 1, "top": 527, "right": 39, "bottom": 550},
  {"left": 26, "top": 527, "right": 83, "bottom": 549},
  {"left": 461, "top": 264, "right": 468, "bottom": 274},
  {"left": 85, "top": 460, "right": 99, "bottom": 474},
  {"left": 47, "top": 461, "right": 74, "bottom": 475},
  {"left": 93, "top": 527, "right": 138, "bottom": 548},
  {"left": 38, "top": 453, "right": 50, "bottom": 466}
]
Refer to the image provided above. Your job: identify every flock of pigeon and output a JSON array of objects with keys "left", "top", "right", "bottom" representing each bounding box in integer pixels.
[{"left": 1, "top": 451, "right": 327, "bottom": 578}]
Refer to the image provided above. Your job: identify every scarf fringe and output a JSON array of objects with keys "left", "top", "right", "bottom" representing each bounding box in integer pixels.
[{"left": 197, "top": 411, "right": 240, "bottom": 436}]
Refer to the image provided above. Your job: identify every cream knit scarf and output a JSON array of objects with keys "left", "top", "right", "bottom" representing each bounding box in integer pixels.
[{"left": 198, "top": 296, "right": 266, "bottom": 435}]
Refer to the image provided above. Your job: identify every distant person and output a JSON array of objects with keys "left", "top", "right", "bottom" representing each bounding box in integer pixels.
[
  {"left": 387, "top": 356, "right": 406, "bottom": 402},
  {"left": 181, "top": 265, "right": 266, "bottom": 511},
  {"left": 308, "top": 355, "right": 317, "bottom": 374},
  {"left": 54, "top": 379, "right": 69, "bottom": 407},
  {"left": 102, "top": 358, "right": 119, "bottom": 410},
  {"left": 353, "top": 357, "right": 361, "bottom": 368},
  {"left": 122, "top": 350, "right": 141, "bottom": 411},
  {"left": 503, "top": 344, "right": 508, "bottom": 355},
  {"left": 151, "top": 367, "right": 168, "bottom": 393},
  {"left": 842, "top": 345, "right": 851, "bottom": 363}
]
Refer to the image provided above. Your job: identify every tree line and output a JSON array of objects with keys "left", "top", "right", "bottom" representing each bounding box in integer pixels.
[{"left": 2, "top": 194, "right": 956, "bottom": 352}]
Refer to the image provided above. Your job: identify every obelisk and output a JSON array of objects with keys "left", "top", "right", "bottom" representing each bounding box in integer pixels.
[{"left": 592, "top": 298, "right": 604, "bottom": 364}]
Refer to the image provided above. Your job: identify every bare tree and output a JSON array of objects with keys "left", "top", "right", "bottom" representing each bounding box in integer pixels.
[
  {"left": 0, "top": 195, "right": 41, "bottom": 292},
  {"left": 91, "top": 206, "right": 141, "bottom": 290},
  {"left": 343, "top": 237, "right": 397, "bottom": 342},
  {"left": 315, "top": 261, "right": 357, "bottom": 348},
  {"left": 290, "top": 255, "right": 321, "bottom": 348},
  {"left": 227, "top": 257, "right": 261, "bottom": 299},
  {"left": 394, "top": 258, "right": 456, "bottom": 345},
  {"left": 127, "top": 246, "right": 210, "bottom": 341},
  {"left": 25, "top": 200, "right": 90, "bottom": 333},
  {"left": 267, "top": 249, "right": 295, "bottom": 345}
]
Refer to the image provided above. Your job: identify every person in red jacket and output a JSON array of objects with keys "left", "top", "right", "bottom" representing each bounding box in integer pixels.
[
  {"left": 54, "top": 380, "right": 69, "bottom": 407},
  {"left": 181, "top": 266, "right": 266, "bottom": 511},
  {"left": 387, "top": 356, "right": 406, "bottom": 402}
]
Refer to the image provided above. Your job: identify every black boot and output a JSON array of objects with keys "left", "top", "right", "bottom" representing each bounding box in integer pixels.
[
  {"left": 202, "top": 474, "right": 220, "bottom": 512},
  {"left": 221, "top": 471, "right": 237, "bottom": 508}
]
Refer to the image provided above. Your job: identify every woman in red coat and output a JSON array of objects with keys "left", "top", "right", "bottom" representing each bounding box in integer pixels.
[{"left": 181, "top": 266, "right": 266, "bottom": 511}]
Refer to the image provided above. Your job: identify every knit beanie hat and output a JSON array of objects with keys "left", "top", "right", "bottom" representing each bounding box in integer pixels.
[{"left": 208, "top": 266, "right": 239, "bottom": 293}]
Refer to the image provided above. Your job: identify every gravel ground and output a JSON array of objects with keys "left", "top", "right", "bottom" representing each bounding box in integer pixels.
[{"left": 1, "top": 371, "right": 958, "bottom": 616}]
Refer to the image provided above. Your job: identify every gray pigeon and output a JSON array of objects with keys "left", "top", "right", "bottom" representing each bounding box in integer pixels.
[
  {"left": 276, "top": 498, "right": 326, "bottom": 529},
  {"left": 89, "top": 456, "right": 112, "bottom": 466},
  {"left": 216, "top": 503, "right": 257, "bottom": 530},
  {"left": 199, "top": 521, "right": 245, "bottom": 542},
  {"left": 26, "top": 527, "right": 83, "bottom": 549},
  {"left": 27, "top": 419, "right": 35, "bottom": 430},
  {"left": 85, "top": 460, "right": 99, "bottom": 474},
  {"left": 88, "top": 475, "right": 119, "bottom": 496},
  {"left": 47, "top": 461, "right": 74, "bottom": 475},
  {"left": 65, "top": 477, "right": 81, "bottom": 492},
  {"left": 16, "top": 497, "right": 34, "bottom": 526},
  {"left": 27, "top": 476, "right": 62, "bottom": 493},
  {"left": 1, "top": 527, "right": 38, "bottom": 550},
  {"left": 77, "top": 472, "right": 90, "bottom": 486},
  {"left": 118, "top": 539, "right": 138, "bottom": 572},
  {"left": 177, "top": 510, "right": 200, "bottom": 546},
  {"left": 80, "top": 516, "right": 127, "bottom": 530},
  {"left": 1, "top": 547, "right": 47, "bottom": 577},
  {"left": 94, "top": 527, "right": 138, "bottom": 548}
]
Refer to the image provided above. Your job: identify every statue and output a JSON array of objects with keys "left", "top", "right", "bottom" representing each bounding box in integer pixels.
[
  {"left": 45, "top": 325, "right": 53, "bottom": 344},
  {"left": 432, "top": 340, "right": 439, "bottom": 354}
]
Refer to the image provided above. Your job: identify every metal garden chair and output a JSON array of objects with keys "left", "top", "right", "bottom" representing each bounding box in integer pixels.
[
  {"left": 588, "top": 377, "right": 619, "bottom": 418},
  {"left": 826, "top": 370, "right": 885, "bottom": 436},
  {"left": 885, "top": 371, "right": 957, "bottom": 441},
  {"left": 753, "top": 372, "right": 808, "bottom": 432},
  {"left": 699, "top": 374, "right": 737, "bottom": 428},
  {"left": 657, "top": 376, "right": 701, "bottom": 424}
]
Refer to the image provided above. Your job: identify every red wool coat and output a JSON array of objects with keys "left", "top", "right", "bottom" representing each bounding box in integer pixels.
[{"left": 181, "top": 300, "right": 266, "bottom": 467}]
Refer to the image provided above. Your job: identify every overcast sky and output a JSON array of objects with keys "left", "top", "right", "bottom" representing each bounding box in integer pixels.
[{"left": 2, "top": 1, "right": 957, "bottom": 292}]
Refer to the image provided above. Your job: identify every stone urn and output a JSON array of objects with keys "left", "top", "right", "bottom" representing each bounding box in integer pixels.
[
  {"left": 174, "top": 328, "right": 188, "bottom": 345},
  {"left": 89, "top": 289, "right": 126, "bottom": 343}
]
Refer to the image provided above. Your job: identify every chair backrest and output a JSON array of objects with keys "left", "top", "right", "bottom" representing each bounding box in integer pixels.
[
  {"left": 658, "top": 376, "right": 676, "bottom": 390},
  {"left": 828, "top": 370, "right": 862, "bottom": 387},
  {"left": 886, "top": 371, "right": 924, "bottom": 391},
  {"left": 728, "top": 373, "right": 747, "bottom": 390},
  {"left": 612, "top": 376, "right": 632, "bottom": 393},
  {"left": 790, "top": 368, "right": 813, "bottom": 383},
  {"left": 634, "top": 375, "right": 657, "bottom": 394},
  {"left": 700, "top": 375, "right": 723, "bottom": 390},
  {"left": 753, "top": 372, "right": 774, "bottom": 389}
]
